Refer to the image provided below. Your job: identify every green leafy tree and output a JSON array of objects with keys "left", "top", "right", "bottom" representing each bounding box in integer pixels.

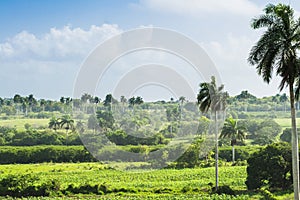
[
  {"left": 88, "top": 115, "right": 98, "bottom": 133},
  {"left": 96, "top": 110, "right": 115, "bottom": 131},
  {"left": 220, "top": 117, "right": 246, "bottom": 162},
  {"left": 248, "top": 4, "right": 300, "bottom": 197},
  {"left": 197, "top": 116, "right": 210, "bottom": 135},
  {"left": 60, "top": 97, "right": 65, "bottom": 104},
  {"left": 81, "top": 93, "right": 92, "bottom": 104},
  {"left": 246, "top": 142, "right": 292, "bottom": 190},
  {"left": 197, "top": 76, "right": 228, "bottom": 190},
  {"left": 128, "top": 97, "right": 136, "bottom": 108},
  {"left": 235, "top": 90, "right": 256, "bottom": 111},
  {"left": 135, "top": 96, "right": 144, "bottom": 105}
]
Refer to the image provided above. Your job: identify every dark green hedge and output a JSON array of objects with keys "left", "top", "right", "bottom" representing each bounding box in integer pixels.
[
  {"left": 0, "top": 146, "right": 96, "bottom": 164},
  {"left": 218, "top": 145, "right": 262, "bottom": 162}
]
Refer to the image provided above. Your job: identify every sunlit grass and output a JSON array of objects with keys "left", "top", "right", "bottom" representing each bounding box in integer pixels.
[
  {"left": 273, "top": 118, "right": 300, "bottom": 128},
  {"left": 0, "top": 118, "right": 49, "bottom": 131}
]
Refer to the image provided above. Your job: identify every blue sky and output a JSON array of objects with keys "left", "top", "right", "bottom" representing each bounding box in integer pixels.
[{"left": 0, "top": 0, "right": 299, "bottom": 100}]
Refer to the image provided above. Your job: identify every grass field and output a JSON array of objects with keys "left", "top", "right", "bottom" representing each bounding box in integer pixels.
[
  {"left": 0, "top": 162, "right": 293, "bottom": 199},
  {"left": 0, "top": 118, "right": 49, "bottom": 131},
  {"left": 273, "top": 118, "right": 300, "bottom": 129}
]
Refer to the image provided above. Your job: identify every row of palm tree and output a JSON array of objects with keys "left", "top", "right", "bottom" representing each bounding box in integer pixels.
[
  {"left": 48, "top": 115, "right": 75, "bottom": 134},
  {"left": 197, "top": 3, "right": 300, "bottom": 198}
]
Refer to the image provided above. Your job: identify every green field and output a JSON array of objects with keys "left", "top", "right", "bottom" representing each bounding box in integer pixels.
[
  {"left": 0, "top": 163, "right": 247, "bottom": 190},
  {"left": 274, "top": 118, "right": 300, "bottom": 128},
  {"left": 0, "top": 163, "right": 293, "bottom": 199},
  {"left": 0, "top": 118, "right": 49, "bottom": 131}
]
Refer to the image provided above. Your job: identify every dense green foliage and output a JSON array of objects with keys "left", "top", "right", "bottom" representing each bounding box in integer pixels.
[
  {"left": 0, "top": 163, "right": 249, "bottom": 198},
  {"left": 0, "top": 125, "right": 81, "bottom": 146},
  {"left": 246, "top": 142, "right": 292, "bottom": 190},
  {"left": 0, "top": 146, "right": 95, "bottom": 164}
]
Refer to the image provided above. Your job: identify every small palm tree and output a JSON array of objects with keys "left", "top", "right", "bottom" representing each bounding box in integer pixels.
[
  {"left": 197, "top": 76, "right": 228, "bottom": 190},
  {"left": 59, "top": 115, "right": 75, "bottom": 134},
  {"left": 220, "top": 117, "right": 246, "bottom": 163},
  {"left": 49, "top": 117, "right": 60, "bottom": 133}
]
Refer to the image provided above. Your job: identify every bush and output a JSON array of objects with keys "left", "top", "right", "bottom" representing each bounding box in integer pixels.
[
  {"left": 0, "top": 174, "right": 60, "bottom": 197},
  {"left": 0, "top": 146, "right": 96, "bottom": 164},
  {"left": 176, "top": 138, "right": 204, "bottom": 168},
  {"left": 214, "top": 185, "right": 235, "bottom": 195},
  {"left": 218, "top": 145, "right": 261, "bottom": 162},
  {"left": 260, "top": 188, "right": 277, "bottom": 200},
  {"left": 245, "top": 142, "right": 292, "bottom": 190}
]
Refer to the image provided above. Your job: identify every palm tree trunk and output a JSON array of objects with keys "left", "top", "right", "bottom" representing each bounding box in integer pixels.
[
  {"left": 284, "top": 103, "right": 286, "bottom": 112},
  {"left": 289, "top": 84, "right": 299, "bottom": 200},
  {"left": 232, "top": 145, "right": 235, "bottom": 163},
  {"left": 214, "top": 111, "right": 219, "bottom": 191}
]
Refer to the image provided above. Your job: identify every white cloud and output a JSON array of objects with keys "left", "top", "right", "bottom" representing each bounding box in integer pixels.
[
  {"left": 0, "top": 24, "right": 123, "bottom": 99},
  {"left": 136, "top": 0, "right": 261, "bottom": 17},
  {"left": 201, "top": 34, "right": 286, "bottom": 97},
  {"left": 0, "top": 24, "right": 122, "bottom": 61}
]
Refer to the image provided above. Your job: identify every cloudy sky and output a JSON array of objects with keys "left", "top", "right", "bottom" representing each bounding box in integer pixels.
[{"left": 0, "top": 0, "right": 299, "bottom": 101}]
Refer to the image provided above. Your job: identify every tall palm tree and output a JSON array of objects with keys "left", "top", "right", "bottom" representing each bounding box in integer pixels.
[
  {"left": 40, "top": 99, "right": 46, "bottom": 112},
  {"left": 22, "top": 97, "right": 29, "bottom": 116},
  {"left": 197, "top": 76, "right": 228, "bottom": 190},
  {"left": 28, "top": 94, "right": 36, "bottom": 112},
  {"left": 94, "top": 96, "right": 100, "bottom": 113},
  {"left": 280, "top": 93, "right": 288, "bottom": 112},
  {"left": 13, "top": 94, "right": 22, "bottom": 115},
  {"left": 120, "top": 96, "right": 127, "bottom": 112},
  {"left": 128, "top": 97, "right": 136, "bottom": 108},
  {"left": 248, "top": 4, "right": 300, "bottom": 198},
  {"left": 220, "top": 117, "right": 246, "bottom": 163},
  {"left": 178, "top": 96, "right": 186, "bottom": 120}
]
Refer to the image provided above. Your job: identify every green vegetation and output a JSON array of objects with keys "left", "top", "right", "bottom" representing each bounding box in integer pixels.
[
  {"left": 0, "top": 91, "right": 296, "bottom": 198},
  {"left": 246, "top": 142, "right": 292, "bottom": 190},
  {"left": 0, "top": 163, "right": 261, "bottom": 199},
  {"left": 0, "top": 118, "right": 49, "bottom": 131},
  {"left": 0, "top": 3, "right": 300, "bottom": 198},
  {"left": 248, "top": 3, "right": 300, "bottom": 198}
]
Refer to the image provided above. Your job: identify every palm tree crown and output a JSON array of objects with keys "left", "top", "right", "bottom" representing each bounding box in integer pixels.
[
  {"left": 220, "top": 117, "right": 246, "bottom": 145},
  {"left": 59, "top": 115, "right": 75, "bottom": 134},
  {"left": 49, "top": 117, "right": 60, "bottom": 132},
  {"left": 248, "top": 4, "right": 300, "bottom": 199},
  {"left": 197, "top": 76, "right": 228, "bottom": 113},
  {"left": 220, "top": 117, "right": 246, "bottom": 163},
  {"left": 248, "top": 4, "right": 300, "bottom": 92}
]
